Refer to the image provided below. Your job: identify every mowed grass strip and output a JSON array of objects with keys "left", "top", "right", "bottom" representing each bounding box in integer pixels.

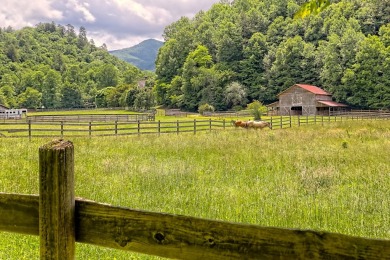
[{"left": 0, "top": 120, "right": 389, "bottom": 259}]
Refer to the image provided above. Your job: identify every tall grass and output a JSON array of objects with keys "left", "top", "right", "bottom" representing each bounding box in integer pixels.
[{"left": 0, "top": 120, "right": 389, "bottom": 259}]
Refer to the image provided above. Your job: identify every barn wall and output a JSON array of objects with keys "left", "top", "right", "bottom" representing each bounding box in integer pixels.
[{"left": 278, "top": 86, "right": 327, "bottom": 116}]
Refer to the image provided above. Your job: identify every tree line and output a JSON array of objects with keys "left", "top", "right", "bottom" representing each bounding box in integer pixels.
[
  {"left": 154, "top": 0, "right": 390, "bottom": 111},
  {"left": 0, "top": 22, "right": 155, "bottom": 110}
]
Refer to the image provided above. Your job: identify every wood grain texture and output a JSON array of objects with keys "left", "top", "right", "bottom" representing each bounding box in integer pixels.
[
  {"left": 1, "top": 194, "right": 389, "bottom": 259},
  {"left": 39, "top": 139, "right": 75, "bottom": 260}
]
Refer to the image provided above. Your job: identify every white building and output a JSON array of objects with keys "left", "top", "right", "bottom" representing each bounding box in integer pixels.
[{"left": 0, "top": 105, "right": 27, "bottom": 119}]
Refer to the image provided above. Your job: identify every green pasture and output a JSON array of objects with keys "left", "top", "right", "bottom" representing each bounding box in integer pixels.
[{"left": 0, "top": 120, "right": 389, "bottom": 259}]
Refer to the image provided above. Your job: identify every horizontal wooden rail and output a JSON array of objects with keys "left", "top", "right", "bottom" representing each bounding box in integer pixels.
[
  {"left": 1, "top": 193, "right": 389, "bottom": 259},
  {"left": 0, "top": 119, "right": 225, "bottom": 138}
]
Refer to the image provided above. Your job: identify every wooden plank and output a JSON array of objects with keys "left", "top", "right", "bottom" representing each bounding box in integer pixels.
[
  {"left": 39, "top": 140, "right": 75, "bottom": 260},
  {"left": 1, "top": 194, "right": 390, "bottom": 259}
]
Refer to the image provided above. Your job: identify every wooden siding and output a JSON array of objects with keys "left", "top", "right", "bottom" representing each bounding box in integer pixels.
[{"left": 277, "top": 85, "right": 340, "bottom": 116}]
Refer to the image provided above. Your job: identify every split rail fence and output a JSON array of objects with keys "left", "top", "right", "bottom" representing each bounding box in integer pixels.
[
  {"left": 1, "top": 140, "right": 389, "bottom": 259},
  {"left": 1, "top": 113, "right": 390, "bottom": 139},
  {"left": 0, "top": 119, "right": 225, "bottom": 139}
]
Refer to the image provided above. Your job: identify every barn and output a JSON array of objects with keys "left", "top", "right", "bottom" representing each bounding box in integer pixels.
[{"left": 267, "top": 84, "right": 348, "bottom": 116}]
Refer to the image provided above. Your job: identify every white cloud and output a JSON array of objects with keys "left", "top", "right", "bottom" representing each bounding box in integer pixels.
[
  {"left": 65, "top": 0, "right": 95, "bottom": 22},
  {"left": 0, "top": 0, "right": 63, "bottom": 28},
  {"left": 0, "top": 0, "right": 220, "bottom": 50}
]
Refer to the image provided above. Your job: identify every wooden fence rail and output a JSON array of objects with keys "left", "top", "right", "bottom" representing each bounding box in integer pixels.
[
  {"left": 1, "top": 139, "right": 389, "bottom": 259},
  {"left": 26, "top": 113, "right": 154, "bottom": 122},
  {"left": 1, "top": 113, "right": 390, "bottom": 139},
  {"left": 0, "top": 119, "right": 226, "bottom": 139}
]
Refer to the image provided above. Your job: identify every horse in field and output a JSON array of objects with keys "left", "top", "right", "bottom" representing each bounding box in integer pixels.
[
  {"left": 231, "top": 120, "right": 271, "bottom": 129},
  {"left": 231, "top": 120, "right": 248, "bottom": 128},
  {"left": 250, "top": 121, "right": 270, "bottom": 129}
]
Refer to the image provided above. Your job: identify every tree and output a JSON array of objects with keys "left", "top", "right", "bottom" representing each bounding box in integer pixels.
[
  {"left": 224, "top": 81, "right": 247, "bottom": 109},
  {"left": 17, "top": 87, "right": 42, "bottom": 108},
  {"left": 134, "top": 88, "right": 155, "bottom": 110},
  {"left": 0, "top": 85, "right": 16, "bottom": 108},
  {"left": 42, "top": 69, "right": 62, "bottom": 108},
  {"left": 96, "top": 64, "right": 119, "bottom": 89},
  {"left": 268, "top": 36, "right": 319, "bottom": 98},
  {"left": 125, "top": 87, "right": 140, "bottom": 108},
  {"left": 181, "top": 45, "right": 214, "bottom": 111},
  {"left": 294, "top": 0, "right": 331, "bottom": 19},
  {"left": 61, "top": 83, "right": 83, "bottom": 108},
  {"left": 341, "top": 35, "right": 390, "bottom": 109},
  {"left": 240, "top": 32, "right": 267, "bottom": 100},
  {"left": 247, "top": 100, "right": 267, "bottom": 120}
]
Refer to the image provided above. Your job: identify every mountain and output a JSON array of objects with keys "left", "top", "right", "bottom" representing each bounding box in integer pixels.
[{"left": 109, "top": 39, "right": 164, "bottom": 71}]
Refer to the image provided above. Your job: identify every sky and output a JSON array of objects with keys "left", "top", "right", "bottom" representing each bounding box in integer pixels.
[{"left": 0, "top": 0, "right": 221, "bottom": 50}]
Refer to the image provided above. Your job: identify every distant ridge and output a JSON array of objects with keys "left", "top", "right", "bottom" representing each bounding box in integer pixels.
[{"left": 109, "top": 39, "right": 164, "bottom": 71}]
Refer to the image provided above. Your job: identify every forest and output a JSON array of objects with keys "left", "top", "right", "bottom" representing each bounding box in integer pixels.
[
  {"left": 0, "top": 0, "right": 389, "bottom": 111},
  {"left": 0, "top": 22, "right": 154, "bottom": 110},
  {"left": 154, "top": 0, "right": 390, "bottom": 111}
]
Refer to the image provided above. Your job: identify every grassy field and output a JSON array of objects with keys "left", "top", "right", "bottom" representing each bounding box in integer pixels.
[{"left": 0, "top": 119, "right": 389, "bottom": 259}]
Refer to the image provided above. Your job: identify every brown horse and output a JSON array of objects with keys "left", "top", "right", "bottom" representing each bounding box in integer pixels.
[{"left": 231, "top": 120, "right": 248, "bottom": 128}]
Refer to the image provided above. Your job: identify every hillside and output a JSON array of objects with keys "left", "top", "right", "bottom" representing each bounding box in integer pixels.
[
  {"left": 0, "top": 23, "right": 146, "bottom": 109},
  {"left": 110, "top": 39, "right": 164, "bottom": 71},
  {"left": 154, "top": 0, "right": 390, "bottom": 111}
]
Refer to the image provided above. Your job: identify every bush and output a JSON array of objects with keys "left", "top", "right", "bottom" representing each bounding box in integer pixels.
[
  {"left": 198, "top": 103, "right": 215, "bottom": 115},
  {"left": 247, "top": 100, "right": 267, "bottom": 120}
]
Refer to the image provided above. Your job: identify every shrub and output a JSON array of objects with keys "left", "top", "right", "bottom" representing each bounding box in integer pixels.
[
  {"left": 247, "top": 100, "right": 267, "bottom": 120},
  {"left": 198, "top": 103, "right": 215, "bottom": 115}
]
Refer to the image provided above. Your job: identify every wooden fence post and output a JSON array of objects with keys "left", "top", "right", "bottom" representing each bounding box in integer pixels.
[
  {"left": 158, "top": 120, "right": 161, "bottom": 136},
  {"left": 115, "top": 121, "right": 118, "bottom": 136},
  {"left": 61, "top": 121, "right": 64, "bottom": 138},
  {"left": 89, "top": 122, "right": 92, "bottom": 137},
  {"left": 194, "top": 119, "right": 196, "bottom": 134},
  {"left": 177, "top": 120, "right": 179, "bottom": 134},
  {"left": 39, "top": 139, "right": 75, "bottom": 260},
  {"left": 28, "top": 120, "right": 32, "bottom": 141},
  {"left": 209, "top": 118, "right": 212, "bottom": 132}
]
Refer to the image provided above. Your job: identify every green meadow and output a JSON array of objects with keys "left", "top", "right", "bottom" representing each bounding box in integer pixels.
[{"left": 0, "top": 120, "right": 389, "bottom": 259}]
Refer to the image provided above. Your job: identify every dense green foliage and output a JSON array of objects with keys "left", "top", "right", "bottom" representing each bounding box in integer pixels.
[
  {"left": 109, "top": 39, "right": 164, "bottom": 71},
  {"left": 0, "top": 23, "right": 156, "bottom": 109},
  {"left": 155, "top": 0, "right": 390, "bottom": 111}
]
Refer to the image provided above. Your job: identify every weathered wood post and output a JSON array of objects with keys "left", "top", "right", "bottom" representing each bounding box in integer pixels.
[
  {"left": 88, "top": 122, "right": 92, "bottom": 137},
  {"left": 39, "top": 139, "right": 75, "bottom": 260},
  {"left": 60, "top": 121, "right": 64, "bottom": 138},
  {"left": 194, "top": 119, "right": 196, "bottom": 134},
  {"left": 28, "top": 120, "right": 32, "bottom": 141}
]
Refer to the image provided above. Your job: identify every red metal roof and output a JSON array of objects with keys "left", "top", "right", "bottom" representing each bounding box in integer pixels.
[
  {"left": 295, "top": 84, "right": 331, "bottom": 95},
  {"left": 317, "top": 101, "right": 348, "bottom": 107}
]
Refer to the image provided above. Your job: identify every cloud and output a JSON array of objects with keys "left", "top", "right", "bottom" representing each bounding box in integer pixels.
[
  {"left": 0, "top": 0, "right": 63, "bottom": 28},
  {"left": 0, "top": 0, "right": 220, "bottom": 50}
]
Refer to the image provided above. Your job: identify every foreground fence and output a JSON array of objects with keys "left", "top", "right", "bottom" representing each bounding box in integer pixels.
[{"left": 1, "top": 140, "right": 389, "bottom": 259}]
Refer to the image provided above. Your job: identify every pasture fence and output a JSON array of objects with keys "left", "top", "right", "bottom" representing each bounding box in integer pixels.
[
  {"left": 1, "top": 139, "right": 389, "bottom": 259},
  {"left": 1, "top": 112, "right": 390, "bottom": 139},
  {"left": 26, "top": 113, "right": 154, "bottom": 122}
]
